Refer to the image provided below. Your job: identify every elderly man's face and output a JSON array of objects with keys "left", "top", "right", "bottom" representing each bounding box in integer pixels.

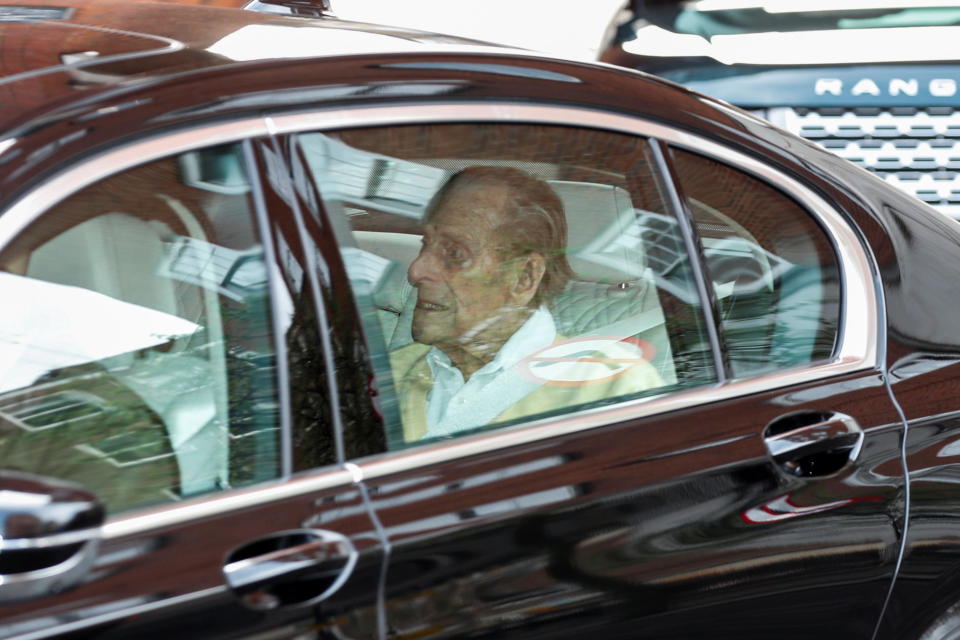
[{"left": 407, "top": 180, "right": 525, "bottom": 354}]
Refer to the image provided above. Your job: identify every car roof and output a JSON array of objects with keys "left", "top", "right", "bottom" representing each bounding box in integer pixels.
[
  {"left": 0, "top": 0, "right": 496, "bottom": 124},
  {"left": 0, "top": 0, "right": 861, "bottom": 221}
]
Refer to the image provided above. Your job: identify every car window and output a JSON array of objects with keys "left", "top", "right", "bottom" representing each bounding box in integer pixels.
[
  {"left": 0, "top": 143, "right": 281, "bottom": 513},
  {"left": 286, "top": 123, "right": 717, "bottom": 450},
  {"left": 668, "top": 146, "right": 841, "bottom": 377}
]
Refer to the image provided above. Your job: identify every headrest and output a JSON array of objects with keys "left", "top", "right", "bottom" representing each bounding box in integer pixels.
[
  {"left": 352, "top": 177, "right": 649, "bottom": 290},
  {"left": 549, "top": 181, "right": 646, "bottom": 284}
]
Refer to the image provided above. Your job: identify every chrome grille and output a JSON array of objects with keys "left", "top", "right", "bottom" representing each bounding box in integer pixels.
[{"left": 768, "top": 106, "right": 960, "bottom": 217}]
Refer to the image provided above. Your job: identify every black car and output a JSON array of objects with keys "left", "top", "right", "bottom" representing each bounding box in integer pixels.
[{"left": 1, "top": 1, "right": 960, "bottom": 639}]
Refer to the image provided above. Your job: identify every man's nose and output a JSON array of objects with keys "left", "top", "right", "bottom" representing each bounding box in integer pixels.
[{"left": 407, "top": 246, "right": 436, "bottom": 286}]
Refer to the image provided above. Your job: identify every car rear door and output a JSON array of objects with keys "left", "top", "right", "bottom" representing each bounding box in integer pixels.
[{"left": 271, "top": 103, "right": 907, "bottom": 640}]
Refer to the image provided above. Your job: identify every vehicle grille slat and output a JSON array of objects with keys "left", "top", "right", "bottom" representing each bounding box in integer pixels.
[{"left": 770, "top": 106, "right": 960, "bottom": 215}]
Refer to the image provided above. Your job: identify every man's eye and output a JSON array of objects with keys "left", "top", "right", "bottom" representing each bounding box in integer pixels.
[{"left": 444, "top": 245, "right": 470, "bottom": 265}]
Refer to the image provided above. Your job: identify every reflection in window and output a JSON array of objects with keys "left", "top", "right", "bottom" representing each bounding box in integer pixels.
[
  {"left": 669, "top": 146, "right": 840, "bottom": 378},
  {"left": 0, "top": 145, "right": 280, "bottom": 512},
  {"left": 292, "top": 124, "right": 716, "bottom": 452}
]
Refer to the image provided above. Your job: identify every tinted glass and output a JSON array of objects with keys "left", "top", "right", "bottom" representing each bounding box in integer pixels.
[
  {"left": 289, "top": 123, "right": 716, "bottom": 450},
  {"left": 669, "top": 146, "right": 841, "bottom": 378},
  {"left": 0, "top": 143, "right": 280, "bottom": 513}
]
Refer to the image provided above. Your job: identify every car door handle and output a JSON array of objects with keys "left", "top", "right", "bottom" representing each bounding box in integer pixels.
[
  {"left": 223, "top": 529, "right": 357, "bottom": 610},
  {"left": 0, "top": 472, "right": 105, "bottom": 603},
  {"left": 763, "top": 411, "right": 864, "bottom": 477}
]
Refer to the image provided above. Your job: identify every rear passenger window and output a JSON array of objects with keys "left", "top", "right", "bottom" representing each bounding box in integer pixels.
[
  {"left": 290, "top": 123, "right": 717, "bottom": 448},
  {"left": 668, "top": 147, "right": 841, "bottom": 377},
  {"left": 0, "top": 143, "right": 281, "bottom": 513}
]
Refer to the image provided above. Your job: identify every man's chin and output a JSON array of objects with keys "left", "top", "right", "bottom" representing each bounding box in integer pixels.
[{"left": 411, "top": 322, "right": 439, "bottom": 346}]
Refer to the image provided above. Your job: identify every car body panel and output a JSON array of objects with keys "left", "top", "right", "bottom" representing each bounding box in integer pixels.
[
  {"left": 0, "top": 473, "right": 382, "bottom": 639},
  {"left": 345, "top": 371, "right": 904, "bottom": 639}
]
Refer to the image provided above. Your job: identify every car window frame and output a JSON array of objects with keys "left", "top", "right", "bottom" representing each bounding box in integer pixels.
[
  {"left": 656, "top": 139, "right": 848, "bottom": 380},
  {"left": 0, "top": 117, "right": 369, "bottom": 539},
  {"left": 259, "top": 102, "right": 880, "bottom": 483},
  {"left": 0, "top": 102, "right": 881, "bottom": 526}
]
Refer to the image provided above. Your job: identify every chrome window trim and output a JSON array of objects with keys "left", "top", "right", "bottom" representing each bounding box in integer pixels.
[
  {"left": 0, "top": 118, "right": 271, "bottom": 244},
  {"left": 266, "top": 103, "right": 878, "bottom": 483},
  {"left": 104, "top": 467, "right": 355, "bottom": 539},
  {"left": 0, "top": 102, "right": 878, "bottom": 537},
  {"left": 266, "top": 103, "right": 875, "bottom": 368}
]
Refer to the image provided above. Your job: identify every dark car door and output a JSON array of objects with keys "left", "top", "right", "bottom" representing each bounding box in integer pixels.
[
  {"left": 0, "top": 127, "right": 385, "bottom": 639},
  {"left": 274, "top": 104, "right": 907, "bottom": 639}
]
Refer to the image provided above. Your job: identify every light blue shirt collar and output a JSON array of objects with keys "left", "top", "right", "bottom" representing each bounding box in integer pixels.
[{"left": 424, "top": 306, "right": 557, "bottom": 436}]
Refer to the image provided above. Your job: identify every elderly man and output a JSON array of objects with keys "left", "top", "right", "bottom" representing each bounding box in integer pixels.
[{"left": 391, "top": 166, "right": 663, "bottom": 442}]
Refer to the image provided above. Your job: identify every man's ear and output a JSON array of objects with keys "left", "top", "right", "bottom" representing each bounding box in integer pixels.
[{"left": 511, "top": 253, "right": 546, "bottom": 305}]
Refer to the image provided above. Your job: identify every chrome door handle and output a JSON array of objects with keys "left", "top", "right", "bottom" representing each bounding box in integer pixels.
[
  {"left": 0, "top": 472, "right": 105, "bottom": 603},
  {"left": 763, "top": 411, "right": 864, "bottom": 477},
  {"left": 223, "top": 528, "right": 357, "bottom": 610}
]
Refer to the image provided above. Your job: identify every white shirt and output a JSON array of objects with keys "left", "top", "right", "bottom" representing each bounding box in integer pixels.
[{"left": 424, "top": 306, "right": 557, "bottom": 438}]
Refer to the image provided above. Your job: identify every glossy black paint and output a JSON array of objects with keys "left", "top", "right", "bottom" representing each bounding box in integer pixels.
[
  {"left": 349, "top": 372, "right": 904, "bottom": 639},
  {"left": 3, "top": 1, "right": 960, "bottom": 638}
]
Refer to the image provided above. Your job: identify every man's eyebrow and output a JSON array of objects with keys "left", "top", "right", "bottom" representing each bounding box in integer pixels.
[{"left": 432, "top": 225, "right": 475, "bottom": 245}]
